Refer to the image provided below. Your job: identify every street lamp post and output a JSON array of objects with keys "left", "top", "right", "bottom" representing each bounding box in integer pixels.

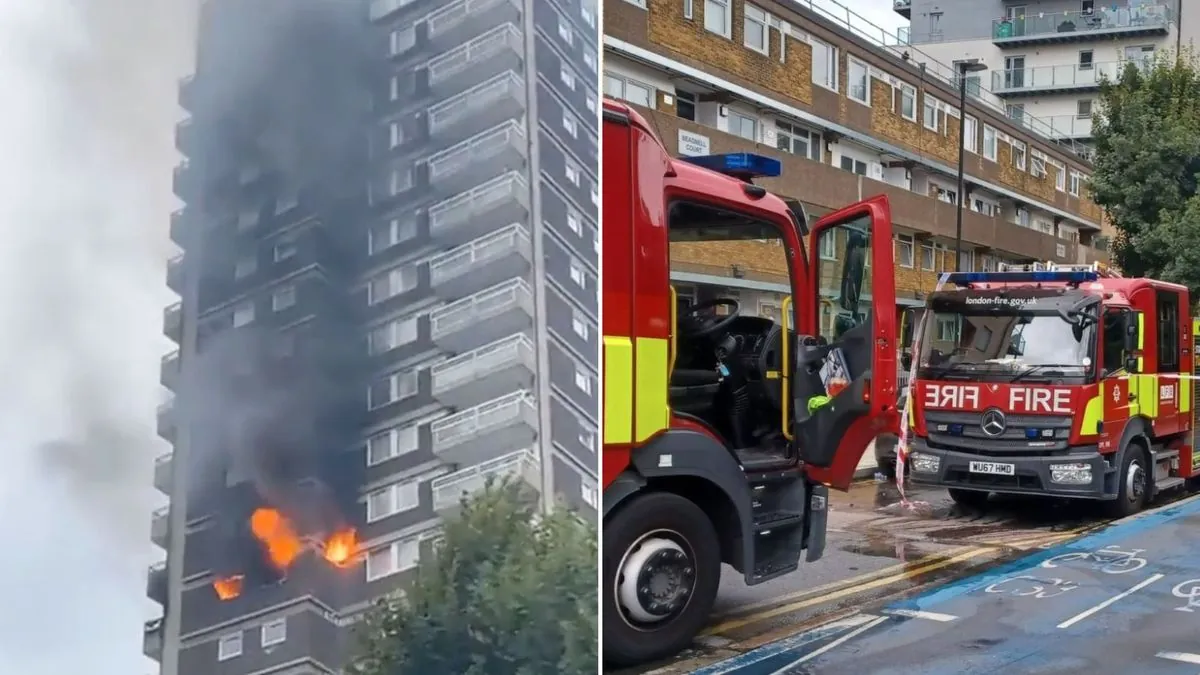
[{"left": 955, "top": 59, "right": 988, "bottom": 272}]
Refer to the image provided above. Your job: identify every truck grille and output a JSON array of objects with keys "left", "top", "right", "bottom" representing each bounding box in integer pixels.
[{"left": 924, "top": 410, "right": 1072, "bottom": 455}]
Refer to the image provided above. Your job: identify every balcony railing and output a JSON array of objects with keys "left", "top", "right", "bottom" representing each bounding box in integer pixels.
[
  {"left": 426, "top": 119, "right": 525, "bottom": 184},
  {"left": 1034, "top": 114, "right": 1094, "bottom": 140},
  {"left": 431, "top": 333, "right": 534, "bottom": 393},
  {"left": 427, "top": 24, "right": 522, "bottom": 87},
  {"left": 431, "top": 448, "right": 539, "bottom": 511},
  {"left": 430, "top": 278, "right": 533, "bottom": 338},
  {"left": 429, "top": 171, "right": 528, "bottom": 236},
  {"left": 427, "top": 70, "right": 525, "bottom": 136},
  {"left": 992, "top": 61, "right": 1126, "bottom": 93},
  {"left": 429, "top": 223, "right": 531, "bottom": 285},
  {"left": 431, "top": 390, "right": 537, "bottom": 449},
  {"left": 992, "top": 4, "right": 1171, "bottom": 41},
  {"left": 427, "top": 0, "right": 515, "bottom": 41}
]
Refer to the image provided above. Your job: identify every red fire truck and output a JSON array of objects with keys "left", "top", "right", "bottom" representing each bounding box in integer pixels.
[
  {"left": 601, "top": 99, "right": 900, "bottom": 665},
  {"left": 904, "top": 262, "right": 1199, "bottom": 516}
]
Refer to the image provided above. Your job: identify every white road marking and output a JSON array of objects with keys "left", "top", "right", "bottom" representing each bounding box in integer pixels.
[
  {"left": 1157, "top": 651, "right": 1200, "bottom": 665},
  {"left": 884, "top": 608, "right": 958, "bottom": 622},
  {"left": 765, "top": 615, "right": 889, "bottom": 675},
  {"left": 1057, "top": 573, "right": 1165, "bottom": 629}
]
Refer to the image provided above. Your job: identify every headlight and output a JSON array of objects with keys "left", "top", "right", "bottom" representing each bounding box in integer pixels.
[
  {"left": 1050, "top": 462, "right": 1092, "bottom": 485},
  {"left": 910, "top": 452, "right": 940, "bottom": 474}
]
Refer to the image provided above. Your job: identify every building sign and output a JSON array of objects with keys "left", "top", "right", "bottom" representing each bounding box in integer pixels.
[{"left": 678, "top": 130, "right": 710, "bottom": 157}]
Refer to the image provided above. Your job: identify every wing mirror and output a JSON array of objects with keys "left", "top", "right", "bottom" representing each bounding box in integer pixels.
[{"left": 1122, "top": 309, "right": 1138, "bottom": 352}]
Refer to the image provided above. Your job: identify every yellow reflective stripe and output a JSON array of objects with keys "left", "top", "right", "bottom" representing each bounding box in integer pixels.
[
  {"left": 634, "top": 337, "right": 670, "bottom": 443},
  {"left": 1193, "top": 318, "right": 1200, "bottom": 337},
  {"left": 604, "top": 336, "right": 634, "bottom": 444},
  {"left": 1180, "top": 373, "right": 1192, "bottom": 414},
  {"left": 1130, "top": 374, "right": 1159, "bottom": 418},
  {"left": 1136, "top": 311, "right": 1145, "bottom": 372},
  {"left": 1081, "top": 394, "right": 1103, "bottom": 435}
]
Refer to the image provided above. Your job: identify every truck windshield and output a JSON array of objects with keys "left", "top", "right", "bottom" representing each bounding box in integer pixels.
[{"left": 917, "top": 293, "right": 1096, "bottom": 382}]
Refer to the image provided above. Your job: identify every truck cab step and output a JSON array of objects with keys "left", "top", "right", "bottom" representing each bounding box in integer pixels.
[
  {"left": 1156, "top": 476, "right": 1186, "bottom": 492},
  {"left": 736, "top": 447, "right": 795, "bottom": 472}
]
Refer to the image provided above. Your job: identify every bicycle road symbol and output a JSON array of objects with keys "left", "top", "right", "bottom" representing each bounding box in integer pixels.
[
  {"left": 1041, "top": 546, "right": 1148, "bottom": 575},
  {"left": 1172, "top": 579, "right": 1200, "bottom": 612},
  {"left": 984, "top": 575, "right": 1080, "bottom": 599}
]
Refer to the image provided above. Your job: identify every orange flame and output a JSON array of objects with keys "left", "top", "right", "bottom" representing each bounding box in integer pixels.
[
  {"left": 213, "top": 575, "right": 244, "bottom": 601},
  {"left": 323, "top": 528, "right": 360, "bottom": 567},
  {"left": 249, "top": 508, "right": 304, "bottom": 571}
]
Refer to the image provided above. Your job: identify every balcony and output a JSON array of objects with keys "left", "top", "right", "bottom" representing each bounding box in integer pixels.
[
  {"left": 160, "top": 350, "right": 180, "bottom": 391},
  {"left": 1037, "top": 114, "right": 1094, "bottom": 140},
  {"left": 146, "top": 561, "right": 167, "bottom": 605},
  {"left": 174, "top": 118, "right": 194, "bottom": 156},
  {"left": 427, "top": 120, "right": 527, "bottom": 196},
  {"left": 893, "top": 0, "right": 910, "bottom": 19},
  {"left": 178, "top": 74, "right": 195, "bottom": 110},
  {"left": 163, "top": 302, "right": 182, "bottom": 343},
  {"left": 432, "top": 448, "right": 540, "bottom": 518},
  {"left": 169, "top": 209, "right": 186, "bottom": 247},
  {"left": 429, "top": 171, "right": 529, "bottom": 248},
  {"left": 992, "top": 4, "right": 1171, "bottom": 47},
  {"left": 150, "top": 506, "right": 168, "bottom": 549},
  {"left": 143, "top": 619, "right": 164, "bottom": 662},
  {"left": 431, "top": 390, "right": 538, "bottom": 467},
  {"left": 430, "top": 277, "right": 534, "bottom": 353},
  {"left": 428, "top": 70, "right": 526, "bottom": 142},
  {"left": 431, "top": 333, "right": 535, "bottom": 409},
  {"left": 427, "top": 23, "right": 523, "bottom": 97},
  {"left": 172, "top": 161, "right": 197, "bottom": 202},
  {"left": 427, "top": 0, "right": 522, "bottom": 50},
  {"left": 154, "top": 453, "right": 173, "bottom": 495},
  {"left": 157, "top": 401, "right": 177, "bottom": 443},
  {"left": 166, "top": 254, "right": 184, "bottom": 293},
  {"left": 429, "top": 223, "right": 532, "bottom": 299},
  {"left": 992, "top": 61, "right": 1125, "bottom": 96}
]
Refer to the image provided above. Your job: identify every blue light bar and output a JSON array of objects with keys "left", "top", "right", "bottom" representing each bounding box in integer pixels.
[
  {"left": 946, "top": 270, "right": 1099, "bottom": 285},
  {"left": 679, "top": 152, "right": 782, "bottom": 179}
]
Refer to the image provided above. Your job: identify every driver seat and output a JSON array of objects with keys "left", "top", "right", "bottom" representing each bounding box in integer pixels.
[{"left": 669, "top": 368, "right": 721, "bottom": 416}]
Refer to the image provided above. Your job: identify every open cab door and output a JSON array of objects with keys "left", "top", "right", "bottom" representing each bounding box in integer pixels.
[{"left": 791, "top": 195, "right": 897, "bottom": 490}]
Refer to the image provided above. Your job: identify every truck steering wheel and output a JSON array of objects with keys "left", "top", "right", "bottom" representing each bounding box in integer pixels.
[{"left": 681, "top": 298, "right": 741, "bottom": 338}]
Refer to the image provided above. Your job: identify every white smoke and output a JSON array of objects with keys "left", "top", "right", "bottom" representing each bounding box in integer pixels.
[{"left": 0, "top": 0, "right": 195, "bottom": 672}]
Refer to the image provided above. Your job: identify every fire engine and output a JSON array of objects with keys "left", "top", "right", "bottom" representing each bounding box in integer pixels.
[
  {"left": 601, "top": 99, "right": 900, "bottom": 665},
  {"left": 904, "top": 262, "right": 1199, "bottom": 516}
]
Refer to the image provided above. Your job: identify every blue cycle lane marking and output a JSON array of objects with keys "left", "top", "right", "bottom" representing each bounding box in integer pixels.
[{"left": 702, "top": 495, "right": 1200, "bottom": 675}]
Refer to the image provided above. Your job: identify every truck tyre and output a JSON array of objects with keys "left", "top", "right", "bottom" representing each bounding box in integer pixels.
[
  {"left": 603, "top": 491, "right": 722, "bottom": 668},
  {"left": 1106, "top": 443, "right": 1149, "bottom": 518},
  {"left": 948, "top": 487, "right": 989, "bottom": 509}
]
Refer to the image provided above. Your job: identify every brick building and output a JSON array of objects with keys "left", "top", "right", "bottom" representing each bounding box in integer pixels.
[{"left": 604, "top": 0, "right": 1110, "bottom": 332}]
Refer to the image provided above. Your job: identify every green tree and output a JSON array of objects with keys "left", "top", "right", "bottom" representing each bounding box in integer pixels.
[
  {"left": 351, "top": 479, "right": 598, "bottom": 675},
  {"left": 1090, "top": 47, "right": 1200, "bottom": 291}
]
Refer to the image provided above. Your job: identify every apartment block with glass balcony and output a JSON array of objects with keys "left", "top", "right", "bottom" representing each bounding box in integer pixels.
[
  {"left": 605, "top": 0, "right": 1109, "bottom": 326},
  {"left": 898, "top": 0, "right": 1192, "bottom": 145},
  {"left": 145, "top": 0, "right": 599, "bottom": 674}
]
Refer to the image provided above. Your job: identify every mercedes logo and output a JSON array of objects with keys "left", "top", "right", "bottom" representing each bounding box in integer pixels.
[{"left": 981, "top": 408, "right": 1007, "bottom": 437}]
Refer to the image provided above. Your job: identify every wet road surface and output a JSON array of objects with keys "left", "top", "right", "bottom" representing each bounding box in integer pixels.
[
  {"left": 613, "top": 480, "right": 1123, "bottom": 674},
  {"left": 687, "top": 490, "right": 1200, "bottom": 674}
]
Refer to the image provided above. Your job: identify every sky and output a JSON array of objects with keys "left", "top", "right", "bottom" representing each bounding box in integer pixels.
[
  {"left": 0, "top": 0, "right": 194, "bottom": 673},
  {"left": 0, "top": 0, "right": 910, "bottom": 673}
]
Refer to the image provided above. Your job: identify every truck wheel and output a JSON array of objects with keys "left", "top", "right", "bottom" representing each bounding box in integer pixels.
[
  {"left": 948, "top": 488, "right": 989, "bottom": 509},
  {"left": 603, "top": 491, "right": 722, "bottom": 668},
  {"left": 1106, "top": 443, "right": 1148, "bottom": 518}
]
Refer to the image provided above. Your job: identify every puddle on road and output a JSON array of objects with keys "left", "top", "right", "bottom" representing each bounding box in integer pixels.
[{"left": 838, "top": 534, "right": 942, "bottom": 562}]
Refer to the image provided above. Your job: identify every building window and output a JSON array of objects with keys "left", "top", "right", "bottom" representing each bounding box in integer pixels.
[
  {"left": 775, "top": 120, "right": 821, "bottom": 161},
  {"left": 366, "top": 538, "right": 420, "bottom": 581},
  {"left": 368, "top": 265, "right": 417, "bottom": 304},
  {"left": 389, "top": 121, "right": 403, "bottom": 149},
  {"left": 934, "top": 186, "right": 957, "bottom": 205},
  {"left": 367, "top": 369, "right": 418, "bottom": 409},
  {"left": 729, "top": 112, "right": 757, "bottom": 141},
  {"left": 811, "top": 38, "right": 838, "bottom": 91},
  {"left": 743, "top": 4, "right": 768, "bottom": 54},
  {"left": 272, "top": 285, "right": 296, "bottom": 312},
  {"left": 683, "top": 0, "right": 693, "bottom": 18},
  {"left": 368, "top": 315, "right": 419, "bottom": 355},
  {"left": 896, "top": 83, "right": 916, "bottom": 121},
  {"left": 369, "top": 217, "right": 417, "bottom": 255},
  {"left": 575, "top": 367, "right": 592, "bottom": 394},
  {"left": 847, "top": 58, "right": 869, "bottom": 104},
  {"left": 562, "top": 110, "right": 578, "bottom": 138},
  {"left": 572, "top": 308, "right": 589, "bottom": 339},
  {"left": 920, "top": 243, "right": 934, "bottom": 271},
  {"left": 367, "top": 478, "right": 420, "bottom": 522},
  {"left": 367, "top": 423, "right": 420, "bottom": 465},
  {"left": 237, "top": 207, "right": 258, "bottom": 231},
  {"left": 586, "top": 91, "right": 596, "bottom": 112},
  {"left": 234, "top": 256, "right": 257, "bottom": 279},
  {"left": 1012, "top": 140, "right": 1027, "bottom": 171},
  {"left": 963, "top": 115, "right": 977, "bottom": 153},
  {"left": 981, "top": 254, "right": 997, "bottom": 272},
  {"left": 819, "top": 232, "right": 837, "bottom": 260},
  {"left": 389, "top": 166, "right": 412, "bottom": 196},
  {"left": 895, "top": 234, "right": 914, "bottom": 268},
  {"left": 275, "top": 188, "right": 299, "bottom": 214},
  {"left": 261, "top": 619, "right": 287, "bottom": 648},
  {"left": 1031, "top": 153, "right": 1047, "bottom": 178},
  {"left": 557, "top": 14, "right": 573, "bottom": 45},
  {"left": 565, "top": 159, "right": 581, "bottom": 187},
  {"left": 704, "top": 0, "right": 731, "bottom": 38},
  {"left": 982, "top": 125, "right": 997, "bottom": 160},
  {"left": 604, "top": 73, "right": 653, "bottom": 108},
  {"left": 217, "top": 633, "right": 243, "bottom": 661},
  {"left": 1054, "top": 163, "right": 1067, "bottom": 191},
  {"left": 273, "top": 238, "right": 297, "bottom": 262},
  {"left": 584, "top": 50, "right": 596, "bottom": 73},
  {"left": 1077, "top": 99, "right": 1093, "bottom": 118},
  {"left": 233, "top": 301, "right": 255, "bottom": 328},
  {"left": 1079, "top": 49, "right": 1094, "bottom": 70},
  {"left": 922, "top": 96, "right": 940, "bottom": 132},
  {"left": 560, "top": 64, "right": 576, "bottom": 91},
  {"left": 839, "top": 155, "right": 867, "bottom": 176},
  {"left": 972, "top": 199, "right": 997, "bottom": 217},
  {"left": 390, "top": 27, "right": 415, "bottom": 56},
  {"left": 566, "top": 208, "right": 583, "bottom": 236},
  {"left": 1069, "top": 172, "right": 1082, "bottom": 196},
  {"left": 569, "top": 258, "right": 587, "bottom": 287}
]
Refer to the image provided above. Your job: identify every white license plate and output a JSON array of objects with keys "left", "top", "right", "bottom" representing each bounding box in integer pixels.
[{"left": 969, "top": 461, "right": 1015, "bottom": 476}]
